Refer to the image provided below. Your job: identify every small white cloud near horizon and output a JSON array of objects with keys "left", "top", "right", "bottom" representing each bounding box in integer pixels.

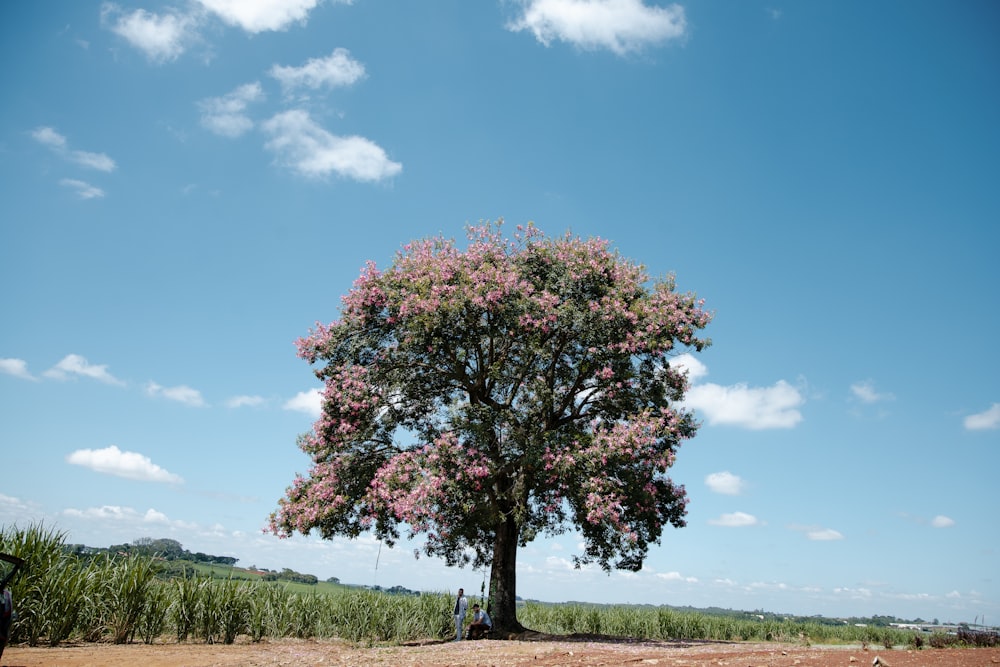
[
  {"left": 196, "top": 0, "right": 334, "bottom": 33},
  {"left": 964, "top": 403, "right": 1000, "bottom": 430},
  {"left": 507, "top": 0, "right": 687, "bottom": 56},
  {"left": 63, "top": 505, "right": 196, "bottom": 531},
  {"left": 708, "top": 511, "right": 759, "bottom": 527},
  {"left": 705, "top": 471, "right": 744, "bottom": 495},
  {"left": 60, "top": 178, "right": 106, "bottom": 200},
  {"left": 0, "top": 357, "right": 37, "bottom": 381},
  {"left": 67, "top": 445, "right": 184, "bottom": 484},
  {"left": 656, "top": 571, "right": 699, "bottom": 583},
  {"left": 146, "top": 381, "right": 206, "bottom": 407},
  {"left": 807, "top": 528, "right": 844, "bottom": 541},
  {"left": 262, "top": 109, "right": 402, "bottom": 182},
  {"left": 270, "top": 48, "right": 366, "bottom": 93},
  {"left": 198, "top": 82, "right": 265, "bottom": 138},
  {"left": 284, "top": 388, "right": 323, "bottom": 417},
  {"left": 44, "top": 354, "right": 125, "bottom": 385},
  {"left": 227, "top": 395, "right": 266, "bottom": 408},
  {"left": 850, "top": 379, "right": 894, "bottom": 404},
  {"left": 931, "top": 515, "right": 955, "bottom": 528},
  {"left": 31, "top": 126, "right": 116, "bottom": 172},
  {"left": 101, "top": 3, "right": 199, "bottom": 63}
]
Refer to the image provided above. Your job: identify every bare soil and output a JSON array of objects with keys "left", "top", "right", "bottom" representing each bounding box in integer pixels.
[{"left": 4, "top": 637, "right": 999, "bottom": 667}]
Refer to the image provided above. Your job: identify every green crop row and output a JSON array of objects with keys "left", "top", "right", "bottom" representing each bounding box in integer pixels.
[
  {"left": 0, "top": 523, "right": 939, "bottom": 648},
  {"left": 517, "top": 602, "right": 918, "bottom": 646}
]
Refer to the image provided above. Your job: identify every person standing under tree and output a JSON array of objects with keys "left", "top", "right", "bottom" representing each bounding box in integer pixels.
[{"left": 453, "top": 588, "right": 468, "bottom": 641}]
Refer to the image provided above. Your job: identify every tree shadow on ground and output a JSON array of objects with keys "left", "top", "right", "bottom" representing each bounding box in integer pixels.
[{"left": 404, "top": 631, "right": 736, "bottom": 647}]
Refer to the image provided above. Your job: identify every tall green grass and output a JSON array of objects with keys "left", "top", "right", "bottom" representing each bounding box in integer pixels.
[{"left": 0, "top": 522, "right": 930, "bottom": 648}]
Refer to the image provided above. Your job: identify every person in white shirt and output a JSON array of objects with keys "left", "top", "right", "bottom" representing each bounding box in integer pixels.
[
  {"left": 467, "top": 603, "right": 492, "bottom": 639},
  {"left": 453, "top": 588, "right": 468, "bottom": 641}
]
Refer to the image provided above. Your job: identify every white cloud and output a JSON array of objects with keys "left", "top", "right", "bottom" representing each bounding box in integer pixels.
[
  {"left": 226, "top": 395, "right": 266, "bottom": 408},
  {"left": 284, "top": 388, "right": 323, "bottom": 417},
  {"left": 850, "top": 379, "right": 894, "bottom": 404},
  {"left": 684, "top": 380, "right": 804, "bottom": 429},
  {"left": 70, "top": 150, "right": 117, "bottom": 172},
  {"left": 31, "top": 126, "right": 116, "bottom": 172},
  {"left": 67, "top": 445, "right": 184, "bottom": 484},
  {"left": 508, "top": 0, "right": 687, "bottom": 56},
  {"left": 30, "top": 126, "right": 67, "bottom": 149},
  {"left": 102, "top": 3, "right": 198, "bottom": 63},
  {"left": 60, "top": 178, "right": 106, "bottom": 200},
  {"left": 262, "top": 109, "right": 402, "bottom": 182},
  {"left": 705, "top": 471, "right": 744, "bottom": 495},
  {"left": 655, "top": 571, "right": 698, "bottom": 583},
  {"left": 198, "top": 82, "right": 265, "bottom": 138},
  {"left": 931, "top": 515, "right": 955, "bottom": 528},
  {"left": 44, "top": 354, "right": 124, "bottom": 385},
  {"left": 0, "top": 493, "right": 33, "bottom": 513},
  {"left": 143, "top": 508, "right": 171, "bottom": 524},
  {"left": 669, "top": 357, "right": 804, "bottom": 429},
  {"left": 964, "top": 403, "right": 1000, "bottom": 430},
  {"left": 0, "top": 357, "right": 36, "bottom": 380},
  {"left": 196, "top": 0, "right": 326, "bottom": 33},
  {"left": 708, "top": 511, "right": 759, "bottom": 527},
  {"left": 668, "top": 353, "right": 708, "bottom": 382},
  {"left": 63, "top": 504, "right": 195, "bottom": 530},
  {"left": 145, "top": 381, "right": 206, "bottom": 407},
  {"left": 269, "top": 48, "right": 366, "bottom": 93},
  {"left": 807, "top": 528, "right": 843, "bottom": 541}
]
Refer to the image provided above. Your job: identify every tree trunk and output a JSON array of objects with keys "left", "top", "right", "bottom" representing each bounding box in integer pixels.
[{"left": 488, "top": 514, "right": 526, "bottom": 634}]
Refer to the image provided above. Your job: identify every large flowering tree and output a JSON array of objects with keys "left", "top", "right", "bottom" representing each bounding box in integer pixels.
[{"left": 269, "top": 221, "right": 712, "bottom": 632}]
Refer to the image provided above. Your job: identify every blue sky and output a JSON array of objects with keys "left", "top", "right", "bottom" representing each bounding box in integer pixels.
[{"left": 1, "top": 0, "right": 997, "bottom": 623}]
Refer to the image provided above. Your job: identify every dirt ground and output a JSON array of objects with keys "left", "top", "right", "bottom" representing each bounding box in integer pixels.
[{"left": 4, "top": 638, "right": 1000, "bottom": 667}]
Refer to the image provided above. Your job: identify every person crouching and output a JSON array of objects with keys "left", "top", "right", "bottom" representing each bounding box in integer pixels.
[{"left": 467, "top": 603, "right": 492, "bottom": 639}]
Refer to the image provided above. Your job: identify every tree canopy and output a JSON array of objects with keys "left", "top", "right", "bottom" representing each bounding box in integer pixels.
[{"left": 270, "top": 221, "right": 711, "bottom": 631}]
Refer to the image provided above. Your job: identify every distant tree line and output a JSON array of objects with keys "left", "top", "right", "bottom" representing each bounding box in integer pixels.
[{"left": 67, "top": 537, "right": 238, "bottom": 566}]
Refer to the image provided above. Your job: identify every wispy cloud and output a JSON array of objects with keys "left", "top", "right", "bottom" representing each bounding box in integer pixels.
[
  {"left": 226, "top": 395, "right": 265, "bottom": 408},
  {"left": 269, "top": 48, "right": 366, "bottom": 93},
  {"left": 507, "top": 0, "right": 687, "bottom": 56},
  {"left": 198, "top": 82, "right": 265, "bottom": 138},
  {"left": 656, "top": 571, "right": 698, "bottom": 583},
  {"left": 705, "top": 471, "right": 744, "bottom": 495},
  {"left": 31, "top": 126, "right": 116, "bottom": 172},
  {"left": 708, "top": 511, "right": 760, "bottom": 527},
  {"left": 850, "top": 379, "right": 894, "bottom": 404},
  {"left": 262, "top": 109, "right": 402, "bottom": 182},
  {"left": 44, "top": 354, "right": 125, "bottom": 385},
  {"left": 283, "top": 388, "right": 323, "bottom": 418},
  {"left": 806, "top": 528, "right": 844, "bottom": 541},
  {"left": 64, "top": 505, "right": 195, "bottom": 530},
  {"left": 145, "top": 381, "right": 206, "bottom": 407},
  {"left": 931, "top": 515, "right": 955, "bottom": 528},
  {"left": 101, "top": 3, "right": 199, "bottom": 63},
  {"left": 60, "top": 178, "right": 106, "bottom": 199},
  {"left": 0, "top": 357, "right": 36, "bottom": 381},
  {"left": 67, "top": 445, "right": 184, "bottom": 483},
  {"left": 964, "top": 403, "right": 1000, "bottom": 430}
]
